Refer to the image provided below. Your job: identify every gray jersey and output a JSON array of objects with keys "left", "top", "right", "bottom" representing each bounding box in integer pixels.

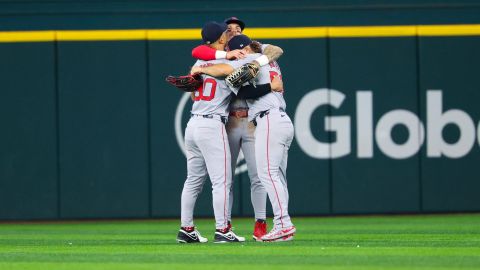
[
  {"left": 191, "top": 59, "right": 238, "bottom": 117},
  {"left": 228, "top": 44, "right": 270, "bottom": 112},
  {"left": 231, "top": 53, "right": 286, "bottom": 121}
]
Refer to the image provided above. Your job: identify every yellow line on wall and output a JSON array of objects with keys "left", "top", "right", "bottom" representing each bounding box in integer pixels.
[
  {"left": 243, "top": 27, "right": 328, "bottom": 39},
  {"left": 0, "top": 31, "right": 55, "bottom": 42},
  {"left": 57, "top": 30, "right": 147, "bottom": 41},
  {"left": 418, "top": 24, "right": 480, "bottom": 36},
  {"left": 329, "top": 25, "right": 417, "bottom": 37},
  {"left": 148, "top": 28, "right": 201, "bottom": 40},
  {"left": 1, "top": 24, "right": 480, "bottom": 43}
]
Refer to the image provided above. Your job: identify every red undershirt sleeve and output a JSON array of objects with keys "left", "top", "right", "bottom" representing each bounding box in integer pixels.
[{"left": 191, "top": 45, "right": 217, "bottom": 61}]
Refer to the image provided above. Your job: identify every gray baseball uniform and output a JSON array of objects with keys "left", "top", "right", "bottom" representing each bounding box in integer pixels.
[
  {"left": 225, "top": 44, "right": 272, "bottom": 222},
  {"left": 181, "top": 58, "right": 239, "bottom": 230},
  {"left": 226, "top": 98, "right": 266, "bottom": 222},
  {"left": 235, "top": 54, "right": 294, "bottom": 229}
]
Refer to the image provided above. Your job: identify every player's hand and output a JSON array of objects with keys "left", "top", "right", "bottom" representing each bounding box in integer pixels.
[
  {"left": 271, "top": 75, "right": 283, "bottom": 92},
  {"left": 226, "top": 49, "right": 246, "bottom": 60},
  {"left": 190, "top": 66, "right": 202, "bottom": 75}
]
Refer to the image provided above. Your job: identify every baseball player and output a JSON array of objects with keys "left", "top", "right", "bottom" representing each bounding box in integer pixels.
[
  {"left": 190, "top": 16, "right": 284, "bottom": 241},
  {"left": 176, "top": 21, "right": 246, "bottom": 244},
  {"left": 189, "top": 34, "right": 296, "bottom": 242}
]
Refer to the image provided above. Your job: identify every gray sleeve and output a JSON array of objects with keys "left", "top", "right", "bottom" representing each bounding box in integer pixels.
[
  {"left": 225, "top": 53, "right": 260, "bottom": 69},
  {"left": 225, "top": 56, "right": 255, "bottom": 69},
  {"left": 254, "top": 65, "right": 273, "bottom": 85}
]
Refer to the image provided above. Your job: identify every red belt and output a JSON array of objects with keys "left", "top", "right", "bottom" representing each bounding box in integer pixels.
[{"left": 229, "top": 110, "right": 248, "bottom": 118}]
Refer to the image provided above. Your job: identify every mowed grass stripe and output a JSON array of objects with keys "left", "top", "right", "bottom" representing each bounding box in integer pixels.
[
  {"left": 2, "top": 246, "right": 480, "bottom": 256},
  {"left": 0, "top": 253, "right": 479, "bottom": 267},
  {"left": 0, "top": 262, "right": 478, "bottom": 270},
  {"left": 0, "top": 235, "right": 478, "bottom": 247},
  {"left": 0, "top": 215, "right": 479, "bottom": 269}
]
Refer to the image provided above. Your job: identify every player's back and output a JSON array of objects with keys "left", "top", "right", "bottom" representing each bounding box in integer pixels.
[
  {"left": 191, "top": 59, "right": 236, "bottom": 117},
  {"left": 239, "top": 53, "right": 286, "bottom": 121}
]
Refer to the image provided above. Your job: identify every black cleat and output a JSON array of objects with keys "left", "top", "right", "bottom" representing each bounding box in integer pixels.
[
  {"left": 214, "top": 229, "right": 246, "bottom": 243},
  {"left": 176, "top": 228, "right": 208, "bottom": 243}
]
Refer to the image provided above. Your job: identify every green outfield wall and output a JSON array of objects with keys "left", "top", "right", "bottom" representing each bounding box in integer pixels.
[{"left": 1, "top": 0, "right": 480, "bottom": 220}]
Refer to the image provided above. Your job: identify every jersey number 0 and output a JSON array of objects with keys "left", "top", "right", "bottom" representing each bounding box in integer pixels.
[{"left": 194, "top": 78, "right": 217, "bottom": 101}]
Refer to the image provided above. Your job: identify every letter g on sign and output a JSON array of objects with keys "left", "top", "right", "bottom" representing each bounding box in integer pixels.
[{"left": 294, "top": 88, "right": 351, "bottom": 159}]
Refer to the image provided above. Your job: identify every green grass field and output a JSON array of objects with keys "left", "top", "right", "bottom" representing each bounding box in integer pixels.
[{"left": 0, "top": 214, "right": 479, "bottom": 270}]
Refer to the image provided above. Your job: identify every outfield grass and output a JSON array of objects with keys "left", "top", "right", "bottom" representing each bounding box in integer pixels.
[{"left": 0, "top": 214, "right": 479, "bottom": 269}]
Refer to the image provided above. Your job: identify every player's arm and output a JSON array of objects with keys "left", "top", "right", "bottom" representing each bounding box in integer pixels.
[
  {"left": 262, "top": 44, "right": 284, "bottom": 63},
  {"left": 237, "top": 76, "right": 283, "bottom": 99},
  {"left": 191, "top": 63, "right": 234, "bottom": 77},
  {"left": 192, "top": 45, "right": 245, "bottom": 60},
  {"left": 237, "top": 84, "right": 271, "bottom": 99},
  {"left": 251, "top": 43, "right": 284, "bottom": 67}
]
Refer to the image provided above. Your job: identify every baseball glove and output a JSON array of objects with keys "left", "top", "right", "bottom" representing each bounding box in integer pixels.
[
  {"left": 165, "top": 73, "right": 203, "bottom": 92},
  {"left": 225, "top": 63, "right": 259, "bottom": 89}
]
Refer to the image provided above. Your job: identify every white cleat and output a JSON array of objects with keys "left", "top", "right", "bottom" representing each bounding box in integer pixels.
[
  {"left": 263, "top": 234, "right": 294, "bottom": 242},
  {"left": 261, "top": 226, "right": 296, "bottom": 242}
]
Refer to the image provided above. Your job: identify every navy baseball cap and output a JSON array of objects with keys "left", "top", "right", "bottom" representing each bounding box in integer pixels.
[
  {"left": 228, "top": 34, "right": 252, "bottom": 50},
  {"left": 224, "top": 16, "right": 245, "bottom": 30},
  {"left": 201, "top": 21, "right": 228, "bottom": 44}
]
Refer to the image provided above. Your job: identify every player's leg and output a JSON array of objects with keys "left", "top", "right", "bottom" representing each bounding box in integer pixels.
[
  {"left": 181, "top": 121, "right": 208, "bottom": 227},
  {"left": 242, "top": 119, "right": 268, "bottom": 240},
  {"left": 197, "top": 118, "right": 245, "bottom": 243},
  {"left": 225, "top": 116, "right": 242, "bottom": 224},
  {"left": 178, "top": 120, "right": 209, "bottom": 243},
  {"left": 242, "top": 120, "right": 267, "bottom": 220},
  {"left": 255, "top": 113, "right": 295, "bottom": 236},
  {"left": 277, "top": 116, "right": 294, "bottom": 217},
  {"left": 196, "top": 119, "right": 232, "bottom": 230},
  {"left": 262, "top": 113, "right": 295, "bottom": 241},
  {"left": 279, "top": 136, "right": 291, "bottom": 204}
]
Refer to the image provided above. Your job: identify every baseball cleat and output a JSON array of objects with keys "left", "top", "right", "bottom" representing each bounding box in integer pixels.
[
  {"left": 252, "top": 220, "right": 267, "bottom": 241},
  {"left": 263, "top": 234, "right": 294, "bottom": 243},
  {"left": 214, "top": 229, "right": 246, "bottom": 243},
  {"left": 176, "top": 227, "right": 208, "bottom": 243},
  {"left": 261, "top": 226, "right": 296, "bottom": 242}
]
